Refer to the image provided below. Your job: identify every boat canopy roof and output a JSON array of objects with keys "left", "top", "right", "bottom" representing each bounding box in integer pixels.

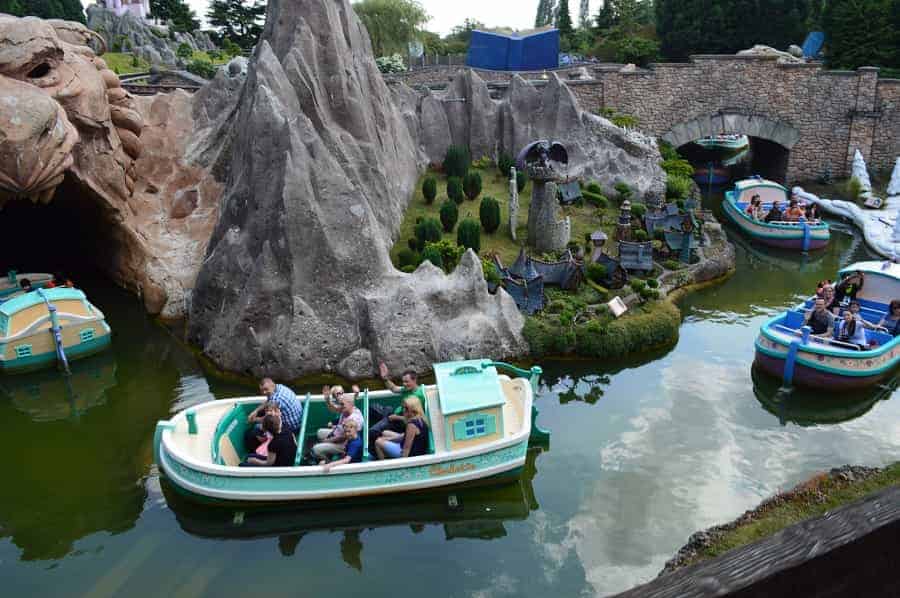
[
  {"left": 838, "top": 260, "right": 900, "bottom": 280},
  {"left": 435, "top": 359, "right": 506, "bottom": 416},
  {"left": 0, "top": 288, "right": 87, "bottom": 317},
  {"left": 731, "top": 177, "right": 788, "bottom": 205},
  {"left": 838, "top": 260, "right": 900, "bottom": 306}
]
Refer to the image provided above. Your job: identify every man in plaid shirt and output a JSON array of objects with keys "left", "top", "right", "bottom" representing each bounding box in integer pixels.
[{"left": 249, "top": 378, "right": 304, "bottom": 435}]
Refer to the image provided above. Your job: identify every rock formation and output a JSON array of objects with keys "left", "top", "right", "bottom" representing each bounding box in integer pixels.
[
  {"left": 737, "top": 44, "right": 804, "bottom": 63},
  {"left": 86, "top": 4, "right": 217, "bottom": 67},
  {"left": 887, "top": 158, "right": 900, "bottom": 198},
  {"left": 0, "top": 14, "right": 242, "bottom": 316},
  {"left": 187, "top": 0, "right": 526, "bottom": 380},
  {"left": 394, "top": 70, "right": 666, "bottom": 203},
  {"left": 527, "top": 167, "right": 571, "bottom": 253},
  {"left": 508, "top": 167, "right": 519, "bottom": 241},
  {"left": 850, "top": 149, "right": 873, "bottom": 193}
]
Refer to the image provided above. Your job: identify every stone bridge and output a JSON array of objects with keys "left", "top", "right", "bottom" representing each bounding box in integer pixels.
[{"left": 389, "top": 56, "right": 900, "bottom": 183}]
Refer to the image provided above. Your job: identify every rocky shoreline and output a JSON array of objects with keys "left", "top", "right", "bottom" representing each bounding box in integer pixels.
[{"left": 659, "top": 464, "right": 888, "bottom": 576}]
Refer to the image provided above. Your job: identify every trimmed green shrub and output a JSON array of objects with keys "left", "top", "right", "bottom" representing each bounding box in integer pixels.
[
  {"left": 658, "top": 140, "right": 679, "bottom": 162},
  {"left": 630, "top": 279, "right": 647, "bottom": 292},
  {"left": 516, "top": 170, "right": 527, "bottom": 193},
  {"left": 666, "top": 175, "right": 692, "bottom": 200},
  {"left": 421, "top": 244, "right": 444, "bottom": 269},
  {"left": 422, "top": 176, "right": 437, "bottom": 204},
  {"left": 479, "top": 196, "right": 501, "bottom": 233},
  {"left": 463, "top": 171, "right": 482, "bottom": 201},
  {"left": 633, "top": 229, "right": 649, "bottom": 242},
  {"left": 439, "top": 200, "right": 458, "bottom": 232},
  {"left": 523, "top": 317, "right": 576, "bottom": 356},
  {"left": 424, "top": 240, "right": 464, "bottom": 271},
  {"left": 640, "top": 287, "right": 660, "bottom": 301},
  {"left": 614, "top": 182, "right": 632, "bottom": 202},
  {"left": 662, "top": 259, "right": 683, "bottom": 270},
  {"left": 223, "top": 39, "right": 241, "bottom": 57},
  {"left": 482, "top": 257, "right": 501, "bottom": 286},
  {"left": 400, "top": 264, "right": 416, "bottom": 273},
  {"left": 407, "top": 238, "right": 419, "bottom": 251},
  {"left": 456, "top": 218, "right": 481, "bottom": 253},
  {"left": 646, "top": 278, "right": 659, "bottom": 288},
  {"left": 661, "top": 158, "right": 694, "bottom": 179},
  {"left": 586, "top": 263, "right": 608, "bottom": 284},
  {"left": 653, "top": 228, "right": 666, "bottom": 241},
  {"left": 397, "top": 248, "right": 420, "bottom": 269},
  {"left": 498, "top": 153, "right": 515, "bottom": 176},
  {"left": 176, "top": 43, "right": 193, "bottom": 59},
  {"left": 631, "top": 203, "right": 647, "bottom": 219},
  {"left": 443, "top": 145, "right": 470, "bottom": 178},
  {"left": 447, "top": 176, "right": 464, "bottom": 204},
  {"left": 586, "top": 181, "right": 603, "bottom": 195},
  {"left": 187, "top": 58, "right": 217, "bottom": 79},
  {"left": 569, "top": 301, "right": 680, "bottom": 358},
  {"left": 584, "top": 191, "right": 608, "bottom": 208},
  {"left": 414, "top": 217, "right": 442, "bottom": 250},
  {"left": 471, "top": 156, "right": 492, "bottom": 169}
]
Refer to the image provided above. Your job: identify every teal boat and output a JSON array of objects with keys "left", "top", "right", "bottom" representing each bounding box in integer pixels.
[
  {"left": 0, "top": 271, "right": 52, "bottom": 300},
  {"left": 0, "top": 287, "right": 111, "bottom": 374},
  {"left": 755, "top": 260, "right": 900, "bottom": 390},
  {"left": 155, "top": 360, "right": 550, "bottom": 504},
  {"left": 723, "top": 177, "right": 830, "bottom": 251},
  {"left": 694, "top": 134, "right": 749, "bottom": 150}
]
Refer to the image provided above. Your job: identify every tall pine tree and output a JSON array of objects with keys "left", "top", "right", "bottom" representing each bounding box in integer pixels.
[
  {"left": 150, "top": 0, "right": 199, "bottom": 32},
  {"left": 207, "top": 0, "right": 266, "bottom": 49},
  {"left": 578, "top": 0, "right": 591, "bottom": 29},
  {"left": 822, "top": 0, "right": 895, "bottom": 71},
  {"left": 555, "top": 0, "right": 575, "bottom": 50},
  {"left": 1, "top": 0, "right": 85, "bottom": 23},
  {"left": 535, "top": 0, "right": 556, "bottom": 27}
]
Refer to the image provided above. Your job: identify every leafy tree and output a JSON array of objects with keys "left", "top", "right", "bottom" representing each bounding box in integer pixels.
[
  {"left": 439, "top": 200, "right": 458, "bottom": 232},
  {"left": 457, "top": 218, "right": 481, "bottom": 253},
  {"left": 176, "top": 42, "right": 194, "bottom": 59},
  {"left": 447, "top": 176, "right": 464, "bottom": 204},
  {"left": 555, "top": 0, "right": 575, "bottom": 51},
  {"left": 207, "top": 0, "right": 265, "bottom": 49},
  {"left": 535, "top": 0, "right": 557, "bottom": 27},
  {"left": 443, "top": 145, "right": 470, "bottom": 178},
  {"left": 479, "top": 196, "right": 501, "bottom": 233},
  {"left": 414, "top": 217, "right": 442, "bottom": 250},
  {"left": 446, "top": 18, "right": 485, "bottom": 45},
  {"left": 578, "top": 0, "right": 591, "bottom": 29},
  {"left": 352, "top": 0, "right": 428, "bottom": 57},
  {"left": 463, "top": 171, "right": 482, "bottom": 201},
  {"left": 822, "top": 0, "right": 898, "bottom": 72},
  {"left": 3, "top": 0, "right": 85, "bottom": 23},
  {"left": 422, "top": 176, "right": 437, "bottom": 204},
  {"left": 150, "top": 0, "right": 199, "bottom": 32}
]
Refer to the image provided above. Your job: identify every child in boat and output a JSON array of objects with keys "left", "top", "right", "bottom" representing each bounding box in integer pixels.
[
  {"left": 374, "top": 397, "right": 429, "bottom": 460},
  {"left": 240, "top": 413, "right": 297, "bottom": 467},
  {"left": 848, "top": 301, "right": 878, "bottom": 330},
  {"left": 320, "top": 419, "right": 363, "bottom": 472}
]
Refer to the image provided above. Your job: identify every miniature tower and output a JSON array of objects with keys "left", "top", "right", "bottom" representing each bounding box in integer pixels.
[
  {"left": 508, "top": 166, "right": 519, "bottom": 241},
  {"left": 590, "top": 230, "right": 608, "bottom": 263},
  {"left": 526, "top": 163, "right": 570, "bottom": 252},
  {"left": 616, "top": 199, "right": 632, "bottom": 242}
]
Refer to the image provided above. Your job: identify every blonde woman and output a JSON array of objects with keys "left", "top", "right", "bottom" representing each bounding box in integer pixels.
[
  {"left": 312, "top": 384, "right": 363, "bottom": 460},
  {"left": 374, "top": 397, "right": 429, "bottom": 459}
]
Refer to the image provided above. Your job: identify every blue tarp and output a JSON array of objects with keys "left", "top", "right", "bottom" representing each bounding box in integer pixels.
[
  {"left": 466, "top": 29, "right": 559, "bottom": 71},
  {"left": 802, "top": 32, "right": 824, "bottom": 60}
]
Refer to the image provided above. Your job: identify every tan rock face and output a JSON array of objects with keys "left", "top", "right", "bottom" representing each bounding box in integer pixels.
[{"left": 0, "top": 15, "right": 234, "bottom": 317}]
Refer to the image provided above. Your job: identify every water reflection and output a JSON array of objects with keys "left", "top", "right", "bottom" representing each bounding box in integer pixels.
[
  {"left": 163, "top": 449, "right": 545, "bottom": 570},
  {"left": 751, "top": 365, "right": 894, "bottom": 427}
]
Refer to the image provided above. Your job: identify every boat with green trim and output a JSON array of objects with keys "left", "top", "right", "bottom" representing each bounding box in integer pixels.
[
  {"left": 155, "top": 360, "right": 550, "bottom": 504},
  {"left": 754, "top": 260, "right": 900, "bottom": 391},
  {"left": 0, "top": 287, "right": 111, "bottom": 374},
  {"left": 723, "top": 177, "right": 830, "bottom": 251},
  {"left": 694, "top": 133, "right": 749, "bottom": 150},
  {"left": 0, "top": 271, "right": 52, "bottom": 300}
]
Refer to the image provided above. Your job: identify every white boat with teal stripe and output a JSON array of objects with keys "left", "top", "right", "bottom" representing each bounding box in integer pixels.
[{"left": 154, "top": 360, "right": 550, "bottom": 504}]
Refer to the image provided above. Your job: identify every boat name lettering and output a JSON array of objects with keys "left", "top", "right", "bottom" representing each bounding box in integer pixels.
[{"left": 429, "top": 463, "right": 476, "bottom": 476}]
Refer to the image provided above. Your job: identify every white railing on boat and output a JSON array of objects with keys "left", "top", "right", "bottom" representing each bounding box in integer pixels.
[{"left": 772, "top": 324, "right": 863, "bottom": 351}]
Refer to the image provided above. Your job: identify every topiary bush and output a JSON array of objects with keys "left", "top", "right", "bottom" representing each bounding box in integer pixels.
[
  {"left": 414, "top": 217, "right": 442, "bottom": 250},
  {"left": 479, "top": 196, "right": 501, "bottom": 233},
  {"left": 653, "top": 228, "right": 665, "bottom": 241},
  {"left": 586, "top": 181, "right": 603, "bottom": 195},
  {"left": 439, "top": 200, "right": 458, "bottom": 232},
  {"left": 422, "top": 176, "right": 437, "bottom": 204},
  {"left": 397, "top": 248, "right": 420, "bottom": 269},
  {"left": 584, "top": 191, "right": 608, "bottom": 208},
  {"left": 633, "top": 229, "right": 649, "bottom": 242},
  {"left": 456, "top": 218, "right": 481, "bottom": 253},
  {"left": 662, "top": 259, "right": 683, "bottom": 270},
  {"left": 586, "top": 263, "right": 608, "bottom": 284},
  {"left": 661, "top": 158, "right": 694, "bottom": 179},
  {"left": 443, "top": 145, "right": 470, "bottom": 178},
  {"left": 176, "top": 42, "right": 194, "bottom": 59},
  {"left": 463, "top": 172, "right": 482, "bottom": 201},
  {"left": 666, "top": 175, "right": 692, "bottom": 200},
  {"left": 630, "top": 279, "right": 647, "bottom": 292},
  {"left": 447, "top": 176, "right": 464, "bottom": 204},
  {"left": 639, "top": 287, "right": 660, "bottom": 301},
  {"left": 658, "top": 140, "right": 679, "bottom": 162},
  {"left": 424, "top": 240, "right": 464, "bottom": 272},
  {"left": 498, "top": 152, "right": 515, "bottom": 176},
  {"left": 630, "top": 203, "right": 647, "bottom": 219},
  {"left": 482, "top": 257, "right": 501, "bottom": 286},
  {"left": 646, "top": 278, "right": 659, "bottom": 288},
  {"left": 421, "top": 244, "right": 444, "bottom": 269},
  {"left": 523, "top": 317, "right": 576, "bottom": 356},
  {"left": 516, "top": 170, "right": 527, "bottom": 193},
  {"left": 187, "top": 58, "right": 217, "bottom": 79},
  {"left": 471, "top": 156, "right": 492, "bottom": 169},
  {"left": 614, "top": 182, "right": 633, "bottom": 202}
]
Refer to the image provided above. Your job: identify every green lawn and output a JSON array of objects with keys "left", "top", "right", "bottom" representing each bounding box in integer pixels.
[
  {"left": 687, "top": 462, "right": 900, "bottom": 567},
  {"left": 191, "top": 50, "right": 230, "bottom": 65},
  {"left": 103, "top": 52, "right": 151, "bottom": 75},
  {"left": 391, "top": 166, "right": 620, "bottom": 267}
]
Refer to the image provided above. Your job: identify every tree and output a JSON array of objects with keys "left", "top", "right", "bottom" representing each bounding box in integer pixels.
[
  {"left": 207, "top": 0, "right": 265, "bottom": 49},
  {"left": 555, "top": 0, "right": 575, "bottom": 50},
  {"left": 176, "top": 42, "right": 194, "bottom": 59},
  {"left": 352, "top": 0, "right": 428, "bottom": 57},
  {"left": 3, "top": 0, "right": 85, "bottom": 23},
  {"left": 578, "top": 0, "right": 591, "bottom": 29},
  {"left": 151, "top": 0, "right": 200, "bottom": 32},
  {"left": 447, "top": 18, "right": 485, "bottom": 45},
  {"left": 822, "top": 0, "right": 897, "bottom": 72},
  {"left": 535, "top": 0, "right": 556, "bottom": 27}
]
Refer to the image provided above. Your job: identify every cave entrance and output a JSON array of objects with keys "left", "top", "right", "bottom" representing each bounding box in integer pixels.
[
  {"left": 0, "top": 176, "right": 125, "bottom": 285},
  {"left": 677, "top": 136, "right": 791, "bottom": 191}
]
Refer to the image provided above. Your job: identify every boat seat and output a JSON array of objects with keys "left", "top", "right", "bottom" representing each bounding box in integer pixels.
[
  {"left": 218, "top": 435, "right": 241, "bottom": 466},
  {"left": 783, "top": 310, "right": 805, "bottom": 330},
  {"left": 866, "top": 329, "right": 893, "bottom": 347}
]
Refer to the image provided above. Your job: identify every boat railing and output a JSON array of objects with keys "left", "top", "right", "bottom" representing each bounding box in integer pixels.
[
  {"left": 772, "top": 323, "right": 863, "bottom": 351},
  {"left": 362, "top": 388, "right": 371, "bottom": 462},
  {"left": 294, "top": 392, "right": 311, "bottom": 466}
]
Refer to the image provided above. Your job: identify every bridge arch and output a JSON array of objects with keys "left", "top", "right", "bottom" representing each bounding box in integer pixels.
[{"left": 660, "top": 113, "right": 800, "bottom": 151}]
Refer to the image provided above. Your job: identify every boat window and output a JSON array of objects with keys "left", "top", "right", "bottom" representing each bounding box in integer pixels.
[
  {"left": 79, "top": 328, "right": 95, "bottom": 343},
  {"left": 453, "top": 412, "right": 497, "bottom": 441},
  {"left": 15, "top": 344, "right": 32, "bottom": 358}
]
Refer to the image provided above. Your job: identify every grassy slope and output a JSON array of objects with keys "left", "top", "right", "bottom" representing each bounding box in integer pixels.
[
  {"left": 689, "top": 463, "right": 900, "bottom": 566},
  {"left": 391, "top": 167, "right": 620, "bottom": 266},
  {"left": 103, "top": 52, "right": 151, "bottom": 75}
]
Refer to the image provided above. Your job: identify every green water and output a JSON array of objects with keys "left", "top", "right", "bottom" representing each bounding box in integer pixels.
[{"left": 2, "top": 222, "right": 899, "bottom": 597}]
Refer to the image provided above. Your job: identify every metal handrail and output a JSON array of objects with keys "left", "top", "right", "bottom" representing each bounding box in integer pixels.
[{"left": 772, "top": 323, "right": 862, "bottom": 350}]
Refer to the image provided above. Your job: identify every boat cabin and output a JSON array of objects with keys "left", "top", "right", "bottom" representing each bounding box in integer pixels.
[
  {"left": 837, "top": 261, "right": 900, "bottom": 308},
  {"left": 731, "top": 178, "right": 788, "bottom": 210},
  {"left": 0, "top": 271, "right": 53, "bottom": 300},
  {"left": 435, "top": 360, "right": 506, "bottom": 452}
]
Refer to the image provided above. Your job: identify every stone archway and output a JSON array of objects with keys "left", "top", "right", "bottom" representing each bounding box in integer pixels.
[{"left": 660, "top": 113, "right": 800, "bottom": 151}]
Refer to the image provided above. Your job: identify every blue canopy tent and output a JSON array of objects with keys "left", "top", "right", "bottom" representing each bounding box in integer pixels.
[{"left": 466, "top": 29, "right": 559, "bottom": 71}]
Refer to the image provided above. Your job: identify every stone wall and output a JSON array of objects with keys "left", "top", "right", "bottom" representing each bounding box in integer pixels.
[
  {"left": 389, "top": 57, "right": 900, "bottom": 183},
  {"left": 385, "top": 64, "right": 593, "bottom": 88}
]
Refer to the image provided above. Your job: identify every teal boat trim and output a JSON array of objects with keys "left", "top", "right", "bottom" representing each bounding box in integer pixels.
[
  {"left": 758, "top": 313, "right": 897, "bottom": 359},
  {"left": 722, "top": 194, "right": 830, "bottom": 238},
  {"left": 0, "top": 333, "right": 111, "bottom": 373}
]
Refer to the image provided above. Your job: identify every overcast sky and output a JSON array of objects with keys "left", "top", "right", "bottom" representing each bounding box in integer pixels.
[{"left": 84, "top": 0, "right": 604, "bottom": 36}]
